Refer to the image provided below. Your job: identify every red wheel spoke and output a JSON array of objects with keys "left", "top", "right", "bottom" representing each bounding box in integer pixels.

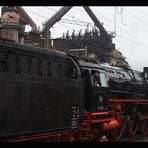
[{"left": 110, "top": 121, "right": 125, "bottom": 141}]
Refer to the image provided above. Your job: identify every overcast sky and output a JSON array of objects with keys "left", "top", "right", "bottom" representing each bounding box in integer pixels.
[{"left": 1, "top": 6, "right": 148, "bottom": 71}]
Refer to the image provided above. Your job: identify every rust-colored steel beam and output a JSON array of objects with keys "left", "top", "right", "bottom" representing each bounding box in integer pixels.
[
  {"left": 44, "top": 6, "right": 73, "bottom": 30},
  {"left": 16, "top": 6, "right": 37, "bottom": 31},
  {"left": 43, "top": 6, "right": 73, "bottom": 48}
]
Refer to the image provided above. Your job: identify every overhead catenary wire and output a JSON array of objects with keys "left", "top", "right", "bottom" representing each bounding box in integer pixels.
[
  {"left": 91, "top": 7, "right": 148, "bottom": 34},
  {"left": 132, "top": 7, "right": 148, "bottom": 16},
  {"left": 75, "top": 7, "right": 148, "bottom": 34},
  {"left": 124, "top": 9, "right": 148, "bottom": 26},
  {"left": 116, "top": 34, "right": 148, "bottom": 49},
  {"left": 23, "top": 7, "right": 148, "bottom": 48},
  {"left": 24, "top": 7, "right": 148, "bottom": 35},
  {"left": 44, "top": 7, "right": 95, "bottom": 27},
  {"left": 24, "top": 8, "right": 93, "bottom": 28},
  {"left": 45, "top": 7, "right": 88, "bottom": 22},
  {"left": 23, "top": 8, "right": 80, "bottom": 32}
]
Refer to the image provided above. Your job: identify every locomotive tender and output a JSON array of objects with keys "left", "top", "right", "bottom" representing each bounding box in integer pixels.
[{"left": 0, "top": 38, "right": 148, "bottom": 142}]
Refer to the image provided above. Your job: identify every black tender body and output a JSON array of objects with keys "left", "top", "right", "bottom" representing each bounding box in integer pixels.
[{"left": 0, "top": 39, "right": 83, "bottom": 137}]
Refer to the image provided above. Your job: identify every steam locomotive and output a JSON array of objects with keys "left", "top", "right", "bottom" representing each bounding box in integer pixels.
[{"left": 0, "top": 38, "right": 148, "bottom": 142}]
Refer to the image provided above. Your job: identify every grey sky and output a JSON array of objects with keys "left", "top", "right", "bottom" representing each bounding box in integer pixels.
[{"left": 1, "top": 6, "right": 148, "bottom": 71}]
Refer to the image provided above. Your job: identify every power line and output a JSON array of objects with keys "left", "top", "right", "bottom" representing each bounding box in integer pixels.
[
  {"left": 44, "top": 7, "right": 95, "bottom": 27},
  {"left": 116, "top": 34, "right": 148, "bottom": 48},
  {"left": 39, "top": 7, "right": 55, "bottom": 14},
  {"left": 26, "top": 8, "right": 90, "bottom": 27},
  {"left": 60, "top": 20, "right": 90, "bottom": 27},
  {"left": 91, "top": 7, "right": 148, "bottom": 34},
  {"left": 45, "top": 7, "right": 82, "bottom": 21},
  {"left": 24, "top": 8, "right": 48, "bottom": 19},
  {"left": 132, "top": 7, "right": 148, "bottom": 17},
  {"left": 63, "top": 18, "right": 94, "bottom": 27},
  {"left": 24, "top": 8, "right": 80, "bottom": 31},
  {"left": 25, "top": 7, "right": 148, "bottom": 35},
  {"left": 24, "top": 7, "right": 148, "bottom": 48},
  {"left": 29, "top": 7, "right": 94, "bottom": 27},
  {"left": 124, "top": 9, "right": 148, "bottom": 26}
]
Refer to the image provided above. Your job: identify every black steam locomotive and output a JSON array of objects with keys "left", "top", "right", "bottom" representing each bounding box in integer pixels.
[{"left": 0, "top": 38, "right": 148, "bottom": 142}]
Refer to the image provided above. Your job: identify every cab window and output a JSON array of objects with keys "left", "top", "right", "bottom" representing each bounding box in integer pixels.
[
  {"left": 91, "top": 70, "right": 108, "bottom": 87},
  {"left": 100, "top": 72, "right": 108, "bottom": 87}
]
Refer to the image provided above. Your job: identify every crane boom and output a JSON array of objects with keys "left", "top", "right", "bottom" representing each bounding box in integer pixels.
[
  {"left": 16, "top": 6, "right": 37, "bottom": 31},
  {"left": 83, "top": 6, "right": 112, "bottom": 43},
  {"left": 44, "top": 6, "right": 73, "bottom": 30},
  {"left": 44, "top": 6, "right": 73, "bottom": 48}
]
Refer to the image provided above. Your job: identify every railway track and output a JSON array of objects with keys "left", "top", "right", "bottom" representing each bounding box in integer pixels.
[{"left": 112, "top": 134, "right": 148, "bottom": 142}]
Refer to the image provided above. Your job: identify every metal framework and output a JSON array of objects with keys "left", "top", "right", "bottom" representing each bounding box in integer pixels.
[{"left": 43, "top": 6, "right": 112, "bottom": 48}]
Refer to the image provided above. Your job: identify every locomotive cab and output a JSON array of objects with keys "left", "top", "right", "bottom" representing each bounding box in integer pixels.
[
  {"left": 90, "top": 69, "right": 109, "bottom": 112},
  {"left": 82, "top": 68, "right": 109, "bottom": 113}
]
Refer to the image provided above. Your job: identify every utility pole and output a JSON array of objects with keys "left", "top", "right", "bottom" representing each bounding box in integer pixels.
[{"left": 44, "top": 28, "right": 50, "bottom": 49}]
